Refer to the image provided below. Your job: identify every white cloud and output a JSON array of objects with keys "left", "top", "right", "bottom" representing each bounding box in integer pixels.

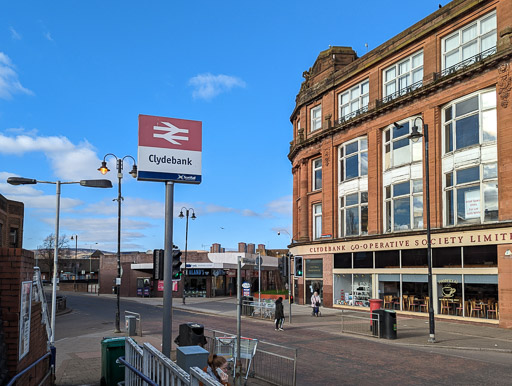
[
  {"left": 264, "top": 195, "right": 292, "bottom": 217},
  {"left": 44, "top": 32, "right": 53, "bottom": 42},
  {"left": 0, "top": 132, "right": 104, "bottom": 180},
  {"left": 0, "top": 52, "right": 33, "bottom": 99},
  {"left": 84, "top": 197, "right": 165, "bottom": 219},
  {"left": 9, "top": 27, "right": 21, "bottom": 40},
  {"left": 189, "top": 73, "right": 245, "bottom": 100}
]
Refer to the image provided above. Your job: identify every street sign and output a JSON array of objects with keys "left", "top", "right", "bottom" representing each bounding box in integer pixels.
[
  {"left": 255, "top": 257, "right": 262, "bottom": 266},
  {"left": 242, "top": 257, "right": 256, "bottom": 264},
  {"left": 137, "top": 114, "right": 202, "bottom": 184}
]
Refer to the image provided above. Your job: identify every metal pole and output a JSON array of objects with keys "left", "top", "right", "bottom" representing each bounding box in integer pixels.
[
  {"left": 115, "top": 158, "right": 122, "bottom": 333},
  {"left": 288, "top": 253, "right": 292, "bottom": 323},
  {"left": 73, "top": 236, "right": 77, "bottom": 291},
  {"left": 183, "top": 210, "right": 189, "bottom": 305},
  {"left": 50, "top": 181, "right": 61, "bottom": 345},
  {"left": 258, "top": 251, "right": 261, "bottom": 305},
  {"left": 424, "top": 123, "right": 436, "bottom": 343},
  {"left": 235, "top": 256, "right": 242, "bottom": 386},
  {"left": 162, "top": 182, "right": 175, "bottom": 357}
]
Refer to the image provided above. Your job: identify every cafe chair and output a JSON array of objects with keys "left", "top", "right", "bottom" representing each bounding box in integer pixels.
[
  {"left": 440, "top": 299, "right": 451, "bottom": 315},
  {"left": 455, "top": 299, "right": 464, "bottom": 316},
  {"left": 487, "top": 302, "right": 498, "bottom": 319},
  {"left": 408, "top": 296, "right": 419, "bottom": 312},
  {"left": 402, "top": 295, "right": 409, "bottom": 310},
  {"left": 419, "top": 296, "right": 429, "bottom": 313},
  {"left": 470, "top": 299, "right": 483, "bottom": 318},
  {"left": 383, "top": 295, "right": 393, "bottom": 309},
  {"left": 393, "top": 297, "right": 401, "bottom": 310}
]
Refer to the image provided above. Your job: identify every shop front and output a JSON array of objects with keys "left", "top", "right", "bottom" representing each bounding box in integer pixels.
[
  {"left": 293, "top": 227, "right": 509, "bottom": 325},
  {"left": 184, "top": 268, "right": 210, "bottom": 298}
]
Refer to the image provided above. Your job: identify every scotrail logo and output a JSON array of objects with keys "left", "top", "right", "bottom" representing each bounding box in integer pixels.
[{"left": 153, "top": 122, "right": 189, "bottom": 145}]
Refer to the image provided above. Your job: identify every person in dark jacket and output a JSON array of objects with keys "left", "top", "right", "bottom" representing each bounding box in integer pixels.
[{"left": 274, "top": 297, "right": 285, "bottom": 331}]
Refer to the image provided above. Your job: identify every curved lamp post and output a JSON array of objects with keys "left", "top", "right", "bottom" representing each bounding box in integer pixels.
[
  {"left": 98, "top": 154, "right": 137, "bottom": 333},
  {"left": 408, "top": 116, "right": 436, "bottom": 344},
  {"left": 178, "top": 207, "right": 196, "bottom": 305},
  {"left": 7, "top": 176, "right": 112, "bottom": 346}
]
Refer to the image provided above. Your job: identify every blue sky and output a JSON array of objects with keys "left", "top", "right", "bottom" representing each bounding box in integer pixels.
[{"left": 0, "top": 0, "right": 443, "bottom": 252}]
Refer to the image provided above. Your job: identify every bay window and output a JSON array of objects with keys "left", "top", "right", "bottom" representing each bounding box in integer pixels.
[
  {"left": 339, "top": 137, "right": 368, "bottom": 182},
  {"left": 383, "top": 117, "right": 423, "bottom": 170},
  {"left": 385, "top": 179, "right": 423, "bottom": 232},
  {"left": 340, "top": 192, "right": 368, "bottom": 237},
  {"left": 443, "top": 89, "right": 496, "bottom": 154}
]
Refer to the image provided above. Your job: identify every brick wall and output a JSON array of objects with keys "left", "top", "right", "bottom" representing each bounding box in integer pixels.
[{"left": 0, "top": 248, "right": 52, "bottom": 385}]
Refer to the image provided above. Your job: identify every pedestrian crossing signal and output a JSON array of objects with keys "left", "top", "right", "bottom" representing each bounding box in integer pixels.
[
  {"left": 172, "top": 248, "right": 183, "bottom": 280},
  {"left": 294, "top": 256, "right": 303, "bottom": 277}
]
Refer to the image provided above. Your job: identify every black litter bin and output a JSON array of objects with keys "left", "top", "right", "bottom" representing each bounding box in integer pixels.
[
  {"left": 174, "top": 323, "right": 207, "bottom": 347},
  {"left": 372, "top": 309, "right": 397, "bottom": 339},
  {"left": 244, "top": 296, "right": 254, "bottom": 316}
]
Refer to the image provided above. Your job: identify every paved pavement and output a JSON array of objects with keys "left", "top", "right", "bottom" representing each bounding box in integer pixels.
[{"left": 54, "top": 293, "right": 512, "bottom": 385}]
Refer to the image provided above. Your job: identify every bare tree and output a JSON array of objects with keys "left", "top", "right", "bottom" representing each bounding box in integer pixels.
[{"left": 36, "top": 234, "right": 70, "bottom": 280}]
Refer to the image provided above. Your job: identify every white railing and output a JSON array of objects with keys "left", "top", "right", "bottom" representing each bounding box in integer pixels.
[{"left": 124, "top": 338, "right": 222, "bottom": 386}]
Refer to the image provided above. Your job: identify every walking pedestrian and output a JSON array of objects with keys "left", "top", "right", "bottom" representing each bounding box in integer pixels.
[
  {"left": 274, "top": 296, "right": 285, "bottom": 331},
  {"left": 311, "top": 291, "right": 321, "bottom": 317}
]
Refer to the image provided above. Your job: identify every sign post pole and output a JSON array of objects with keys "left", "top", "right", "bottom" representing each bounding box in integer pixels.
[
  {"left": 162, "top": 182, "right": 174, "bottom": 358},
  {"left": 235, "top": 256, "right": 242, "bottom": 386}
]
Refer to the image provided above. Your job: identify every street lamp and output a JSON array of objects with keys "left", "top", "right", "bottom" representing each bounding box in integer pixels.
[
  {"left": 70, "top": 235, "right": 78, "bottom": 291},
  {"left": 98, "top": 153, "right": 137, "bottom": 333},
  {"left": 277, "top": 230, "right": 293, "bottom": 323},
  {"left": 7, "top": 176, "right": 112, "bottom": 346},
  {"left": 179, "top": 207, "right": 196, "bottom": 305},
  {"left": 408, "top": 117, "right": 436, "bottom": 344}
]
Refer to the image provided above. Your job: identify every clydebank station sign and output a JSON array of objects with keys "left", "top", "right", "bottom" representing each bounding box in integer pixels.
[{"left": 137, "top": 114, "right": 202, "bottom": 183}]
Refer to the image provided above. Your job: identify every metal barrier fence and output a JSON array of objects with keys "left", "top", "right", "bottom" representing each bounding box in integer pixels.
[
  {"left": 204, "top": 328, "right": 297, "bottom": 386},
  {"left": 124, "top": 338, "right": 222, "bottom": 386},
  {"left": 242, "top": 299, "right": 275, "bottom": 319},
  {"left": 340, "top": 309, "right": 380, "bottom": 338}
]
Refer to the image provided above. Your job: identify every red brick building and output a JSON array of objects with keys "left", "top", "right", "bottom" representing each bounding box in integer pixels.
[
  {"left": 288, "top": 0, "right": 512, "bottom": 327},
  {"left": 0, "top": 193, "right": 24, "bottom": 249}
]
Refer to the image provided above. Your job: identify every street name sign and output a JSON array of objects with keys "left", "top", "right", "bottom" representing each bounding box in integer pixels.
[{"left": 137, "top": 114, "right": 202, "bottom": 183}]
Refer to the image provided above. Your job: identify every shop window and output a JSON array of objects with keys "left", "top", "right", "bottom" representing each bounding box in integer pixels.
[
  {"left": 378, "top": 275, "right": 400, "bottom": 307},
  {"left": 402, "top": 276, "right": 428, "bottom": 312},
  {"left": 375, "top": 250, "right": 399, "bottom": 268},
  {"left": 339, "top": 137, "right": 368, "bottom": 182},
  {"left": 433, "top": 247, "right": 461, "bottom": 268},
  {"left": 383, "top": 51, "right": 423, "bottom": 101},
  {"left": 353, "top": 252, "right": 373, "bottom": 268},
  {"left": 464, "top": 275, "right": 498, "bottom": 318},
  {"left": 384, "top": 179, "right": 423, "bottom": 232},
  {"left": 463, "top": 245, "right": 497, "bottom": 267},
  {"left": 311, "top": 105, "right": 322, "bottom": 132},
  {"left": 383, "top": 117, "right": 423, "bottom": 170},
  {"left": 443, "top": 89, "right": 496, "bottom": 154},
  {"left": 437, "top": 275, "right": 463, "bottom": 315},
  {"left": 442, "top": 12, "right": 496, "bottom": 70},
  {"left": 334, "top": 253, "right": 352, "bottom": 268},
  {"left": 312, "top": 157, "right": 322, "bottom": 191},
  {"left": 339, "top": 192, "right": 368, "bottom": 237},
  {"left": 333, "top": 274, "right": 371, "bottom": 307},
  {"left": 338, "top": 79, "right": 369, "bottom": 121},
  {"left": 313, "top": 203, "right": 322, "bottom": 240},
  {"left": 401, "top": 249, "right": 427, "bottom": 267}
]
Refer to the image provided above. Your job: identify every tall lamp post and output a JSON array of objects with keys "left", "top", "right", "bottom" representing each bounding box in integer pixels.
[
  {"left": 408, "top": 117, "right": 436, "bottom": 344},
  {"left": 70, "top": 235, "right": 78, "bottom": 291},
  {"left": 7, "top": 177, "right": 112, "bottom": 346},
  {"left": 98, "top": 154, "right": 137, "bottom": 333},
  {"left": 179, "top": 207, "right": 196, "bottom": 305},
  {"left": 277, "top": 230, "right": 293, "bottom": 324}
]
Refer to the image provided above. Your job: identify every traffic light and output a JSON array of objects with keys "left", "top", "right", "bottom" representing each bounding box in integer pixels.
[
  {"left": 172, "top": 248, "right": 183, "bottom": 280},
  {"left": 294, "top": 256, "right": 303, "bottom": 277},
  {"left": 280, "top": 255, "right": 288, "bottom": 278},
  {"left": 153, "top": 249, "right": 164, "bottom": 280}
]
